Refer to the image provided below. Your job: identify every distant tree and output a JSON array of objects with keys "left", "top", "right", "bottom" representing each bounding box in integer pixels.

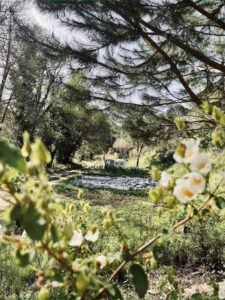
[
  {"left": 112, "top": 138, "right": 132, "bottom": 159},
  {"left": 37, "top": 76, "right": 114, "bottom": 165},
  {"left": 9, "top": 39, "right": 63, "bottom": 146},
  {"left": 24, "top": 0, "right": 224, "bottom": 145},
  {"left": 0, "top": 3, "right": 20, "bottom": 129},
  {"left": 122, "top": 111, "right": 171, "bottom": 167}
]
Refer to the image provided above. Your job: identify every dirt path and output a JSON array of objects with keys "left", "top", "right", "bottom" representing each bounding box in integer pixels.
[{"left": 48, "top": 169, "right": 81, "bottom": 185}]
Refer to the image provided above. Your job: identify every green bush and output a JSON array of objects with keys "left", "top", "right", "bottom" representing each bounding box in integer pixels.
[
  {"left": 149, "top": 149, "right": 175, "bottom": 170},
  {"left": 163, "top": 217, "right": 225, "bottom": 269},
  {"left": 88, "top": 167, "right": 149, "bottom": 178}
]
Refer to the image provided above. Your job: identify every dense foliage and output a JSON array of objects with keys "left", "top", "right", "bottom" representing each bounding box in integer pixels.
[{"left": 0, "top": 107, "right": 225, "bottom": 298}]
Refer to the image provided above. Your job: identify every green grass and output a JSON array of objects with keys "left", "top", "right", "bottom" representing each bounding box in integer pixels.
[
  {"left": 125, "top": 149, "right": 156, "bottom": 169},
  {"left": 0, "top": 244, "right": 36, "bottom": 298},
  {"left": 49, "top": 176, "right": 61, "bottom": 181},
  {"left": 47, "top": 162, "right": 83, "bottom": 174},
  {"left": 53, "top": 179, "right": 225, "bottom": 268},
  {"left": 53, "top": 177, "right": 149, "bottom": 201},
  {"left": 0, "top": 180, "right": 224, "bottom": 299},
  {"left": 1, "top": 152, "right": 225, "bottom": 299}
]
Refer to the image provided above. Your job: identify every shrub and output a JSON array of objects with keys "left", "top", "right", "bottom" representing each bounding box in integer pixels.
[
  {"left": 149, "top": 148, "right": 175, "bottom": 170},
  {"left": 0, "top": 124, "right": 225, "bottom": 299}
]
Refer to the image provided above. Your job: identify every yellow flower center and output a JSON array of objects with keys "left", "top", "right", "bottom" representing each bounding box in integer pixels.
[
  {"left": 194, "top": 178, "right": 201, "bottom": 184},
  {"left": 188, "top": 152, "right": 194, "bottom": 158},
  {"left": 200, "top": 163, "right": 206, "bottom": 169},
  {"left": 184, "top": 189, "right": 194, "bottom": 198}
]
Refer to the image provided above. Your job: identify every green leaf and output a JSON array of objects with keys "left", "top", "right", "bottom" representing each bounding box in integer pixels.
[
  {"left": 10, "top": 204, "right": 21, "bottom": 222},
  {"left": 191, "top": 293, "right": 204, "bottom": 300},
  {"left": 109, "top": 284, "right": 123, "bottom": 299},
  {"left": 3, "top": 206, "right": 15, "bottom": 222},
  {"left": 193, "top": 208, "right": 198, "bottom": 215},
  {"left": 202, "top": 208, "right": 209, "bottom": 216},
  {"left": 162, "top": 227, "right": 175, "bottom": 241},
  {"left": 153, "top": 245, "right": 164, "bottom": 260},
  {"left": 168, "top": 273, "right": 174, "bottom": 285},
  {"left": 22, "top": 205, "right": 46, "bottom": 241},
  {"left": 49, "top": 272, "right": 63, "bottom": 283},
  {"left": 160, "top": 279, "right": 168, "bottom": 291},
  {"left": 30, "top": 138, "right": 51, "bottom": 166},
  {"left": 50, "top": 224, "right": 60, "bottom": 243},
  {"left": 167, "top": 291, "right": 178, "bottom": 300},
  {"left": 50, "top": 203, "right": 63, "bottom": 212},
  {"left": 15, "top": 249, "right": 30, "bottom": 267},
  {"left": 21, "top": 131, "right": 31, "bottom": 158},
  {"left": 129, "top": 264, "right": 148, "bottom": 298},
  {"left": 214, "top": 197, "right": 225, "bottom": 209},
  {"left": 0, "top": 140, "right": 26, "bottom": 173}
]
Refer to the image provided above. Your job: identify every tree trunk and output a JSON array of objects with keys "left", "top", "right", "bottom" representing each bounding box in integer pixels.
[{"left": 136, "top": 144, "right": 144, "bottom": 168}]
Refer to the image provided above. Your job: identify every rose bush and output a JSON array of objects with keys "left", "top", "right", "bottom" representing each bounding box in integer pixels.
[{"left": 0, "top": 103, "right": 224, "bottom": 299}]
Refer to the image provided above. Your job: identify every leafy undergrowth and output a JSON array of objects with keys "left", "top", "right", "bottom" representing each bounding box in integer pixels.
[
  {"left": 86, "top": 167, "right": 149, "bottom": 178},
  {"left": 53, "top": 179, "right": 225, "bottom": 269},
  {"left": 0, "top": 174, "right": 224, "bottom": 299}
]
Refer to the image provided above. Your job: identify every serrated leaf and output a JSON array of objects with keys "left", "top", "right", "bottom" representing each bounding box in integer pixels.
[
  {"left": 22, "top": 205, "right": 46, "bottom": 241},
  {"left": 0, "top": 140, "right": 26, "bottom": 173},
  {"left": 129, "top": 264, "right": 148, "bottom": 298}
]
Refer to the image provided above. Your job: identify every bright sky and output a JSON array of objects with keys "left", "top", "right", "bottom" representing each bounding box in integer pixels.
[{"left": 23, "top": 2, "right": 69, "bottom": 41}]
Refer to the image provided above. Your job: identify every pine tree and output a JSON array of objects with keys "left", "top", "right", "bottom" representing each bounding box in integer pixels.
[{"left": 33, "top": 0, "right": 224, "bottom": 110}]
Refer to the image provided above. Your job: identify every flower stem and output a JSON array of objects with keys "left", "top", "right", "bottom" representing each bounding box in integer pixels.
[{"left": 97, "top": 180, "right": 222, "bottom": 299}]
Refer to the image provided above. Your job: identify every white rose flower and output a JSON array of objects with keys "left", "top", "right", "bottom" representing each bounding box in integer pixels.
[
  {"left": 219, "top": 280, "right": 225, "bottom": 299},
  {"left": 173, "top": 139, "right": 199, "bottom": 163},
  {"left": 219, "top": 170, "right": 225, "bottom": 185},
  {"left": 69, "top": 230, "right": 83, "bottom": 247},
  {"left": 191, "top": 153, "right": 211, "bottom": 174},
  {"left": 96, "top": 255, "right": 107, "bottom": 269},
  {"left": 159, "top": 172, "right": 173, "bottom": 189},
  {"left": 174, "top": 181, "right": 197, "bottom": 203},
  {"left": 183, "top": 139, "right": 200, "bottom": 163},
  {"left": 183, "top": 172, "right": 206, "bottom": 194},
  {"left": 173, "top": 151, "right": 185, "bottom": 163},
  {"left": 85, "top": 230, "right": 99, "bottom": 242}
]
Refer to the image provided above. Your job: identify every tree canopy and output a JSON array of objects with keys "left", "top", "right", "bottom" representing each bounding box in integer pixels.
[{"left": 33, "top": 0, "right": 224, "bottom": 109}]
